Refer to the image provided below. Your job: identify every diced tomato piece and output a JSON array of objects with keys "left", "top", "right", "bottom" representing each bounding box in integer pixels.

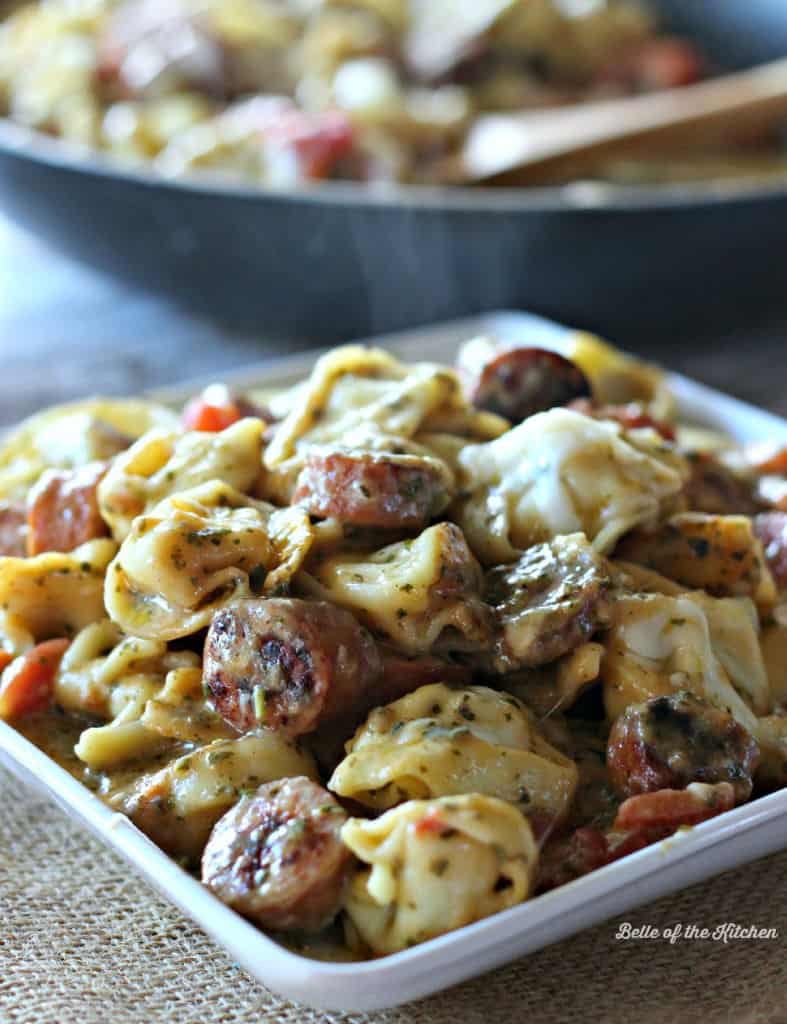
[
  {"left": 613, "top": 783, "right": 735, "bottom": 834},
  {"left": 0, "top": 640, "right": 68, "bottom": 719},
  {"left": 181, "top": 385, "right": 243, "bottom": 433},
  {"left": 181, "top": 385, "right": 274, "bottom": 432},
  {"left": 182, "top": 400, "right": 241, "bottom": 433},
  {"left": 0, "top": 638, "right": 70, "bottom": 719},
  {"left": 746, "top": 442, "right": 787, "bottom": 476},
  {"left": 264, "top": 109, "right": 355, "bottom": 181},
  {"left": 605, "top": 828, "right": 652, "bottom": 861},
  {"left": 630, "top": 38, "right": 705, "bottom": 90},
  {"left": 597, "top": 37, "right": 704, "bottom": 93},
  {"left": 414, "top": 809, "right": 448, "bottom": 837},
  {"left": 570, "top": 825, "right": 611, "bottom": 868},
  {"left": 0, "top": 503, "right": 28, "bottom": 557},
  {"left": 540, "top": 784, "right": 736, "bottom": 893}
]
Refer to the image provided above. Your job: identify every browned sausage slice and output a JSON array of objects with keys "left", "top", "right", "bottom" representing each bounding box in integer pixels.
[
  {"left": 377, "top": 648, "right": 473, "bottom": 705},
  {"left": 461, "top": 347, "right": 591, "bottom": 424},
  {"left": 203, "top": 598, "right": 382, "bottom": 736},
  {"left": 484, "top": 534, "right": 611, "bottom": 671},
  {"left": 202, "top": 777, "right": 351, "bottom": 932},
  {"left": 683, "top": 452, "right": 760, "bottom": 516},
  {"left": 26, "top": 462, "right": 109, "bottom": 555},
  {"left": 292, "top": 450, "right": 450, "bottom": 529},
  {"left": 607, "top": 691, "right": 760, "bottom": 802},
  {"left": 0, "top": 503, "right": 28, "bottom": 557}
]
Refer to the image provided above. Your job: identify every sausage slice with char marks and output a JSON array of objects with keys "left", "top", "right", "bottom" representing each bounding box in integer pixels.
[
  {"left": 26, "top": 461, "right": 110, "bottom": 555},
  {"left": 683, "top": 452, "right": 760, "bottom": 516},
  {"left": 484, "top": 533, "right": 611, "bottom": 672},
  {"left": 203, "top": 598, "right": 382, "bottom": 736},
  {"left": 460, "top": 346, "right": 591, "bottom": 424},
  {"left": 607, "top": 691, "right": 759, "bottom": 802},
  {"left": 202, "top": 777, "right": 351, "bottom": 932},
  {"left": 292, "top": 450, "right": 450, "bottom": 529}
]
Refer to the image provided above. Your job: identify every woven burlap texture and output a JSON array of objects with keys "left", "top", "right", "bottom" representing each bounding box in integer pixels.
[{"left": 0, "top": 765, "right": 784, "bottom": 1024}]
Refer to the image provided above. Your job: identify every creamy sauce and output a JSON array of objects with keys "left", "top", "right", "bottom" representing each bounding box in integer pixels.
[
  {"left": 16, "top": 708, "right": 185, "bottom": 799},
  {"left": 14, "top": 709, "right": 360, "bottom": 962}
]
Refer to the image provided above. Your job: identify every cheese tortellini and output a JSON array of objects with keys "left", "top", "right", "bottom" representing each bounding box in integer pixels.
[
  {"left": 265, "top": 345, "right": 504, "bottom": 470},
  {"left": 53, "top": 618, "right": 202, "bottom": 770},
  {"left": 98, "top": 417, "right": 264, "bottom": 540},
  {"left": 310, "top": 523, "right": 492, "bottom": 654},
  {"left": 457, "top": 408, "right": 687, "bottom": 564},
  {"left": 342, "top": 794, "right": 538, "bottom": 955},
  {"left": 0, "top": 539, "right": 117, "bottom": 639},
  {"left": 0, "top": 398, "right": 177, "bottom": 501},
  {"left": 55, "top": 618, "right": 199, "bottom": 719},
  {"left": 330, "top": 683, "right": 578, "bottom": 823},
  {"left": 601, "top": 591, "right": 768, "bottom": 733},
  {"left": 105, "top": 481, "right": 313, "bottom": 640}
]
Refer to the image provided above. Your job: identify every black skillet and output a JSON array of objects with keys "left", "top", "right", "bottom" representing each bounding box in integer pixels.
[{"left": 0, "top": 0, "right": 786, "bottom": 345}]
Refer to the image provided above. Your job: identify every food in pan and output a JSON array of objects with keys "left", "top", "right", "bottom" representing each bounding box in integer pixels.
[
  {"left": 0, "top": 0, "right": 717, "bottom": 187},
  {"left": 2, "top": 328, "right": 787, "bottom": 959}
]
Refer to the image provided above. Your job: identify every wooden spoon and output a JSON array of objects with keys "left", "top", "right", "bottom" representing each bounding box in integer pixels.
[{"left": 461, "top": 56, "right": 787, "bottom": 186}]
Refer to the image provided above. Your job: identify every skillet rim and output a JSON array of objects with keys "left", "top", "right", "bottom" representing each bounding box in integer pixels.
[{"left": 2, "top": 115, "right": 787, "bottom": 214}]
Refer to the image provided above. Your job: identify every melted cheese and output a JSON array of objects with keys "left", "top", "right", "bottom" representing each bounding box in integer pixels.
[{"left": 458, "top": 408, "right": 686, "bottom": 563}]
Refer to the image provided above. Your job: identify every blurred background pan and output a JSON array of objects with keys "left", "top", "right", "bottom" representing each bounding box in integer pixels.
[{"left": 0, "top": 0, "right": 786, "bottom": 344}]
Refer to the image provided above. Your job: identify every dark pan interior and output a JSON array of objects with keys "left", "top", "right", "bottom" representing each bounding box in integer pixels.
[{"left": 0, "top": 0, "right": 786, "bottom": 344}]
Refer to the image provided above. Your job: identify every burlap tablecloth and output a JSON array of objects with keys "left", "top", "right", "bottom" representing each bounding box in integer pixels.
[{"left": 1, "top": 765, "right": 785, "bottom": 1024}]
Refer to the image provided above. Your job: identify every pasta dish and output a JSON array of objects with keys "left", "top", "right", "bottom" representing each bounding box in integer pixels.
[
  {"left": 1, "top": 330, "right": 786, "bottom": 958},
  {"left": 0, "top": 0, "right": 715, "bottom": 187}
]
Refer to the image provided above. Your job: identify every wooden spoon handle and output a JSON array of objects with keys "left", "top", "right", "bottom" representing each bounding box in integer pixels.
[{"left": 463, "top": 57, "right": 787, "bottom": 185}]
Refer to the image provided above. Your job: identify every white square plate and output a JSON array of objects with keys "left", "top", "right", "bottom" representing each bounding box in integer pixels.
[{"left": 2, "top": 311, "right": 787, "bottom": 1012}]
